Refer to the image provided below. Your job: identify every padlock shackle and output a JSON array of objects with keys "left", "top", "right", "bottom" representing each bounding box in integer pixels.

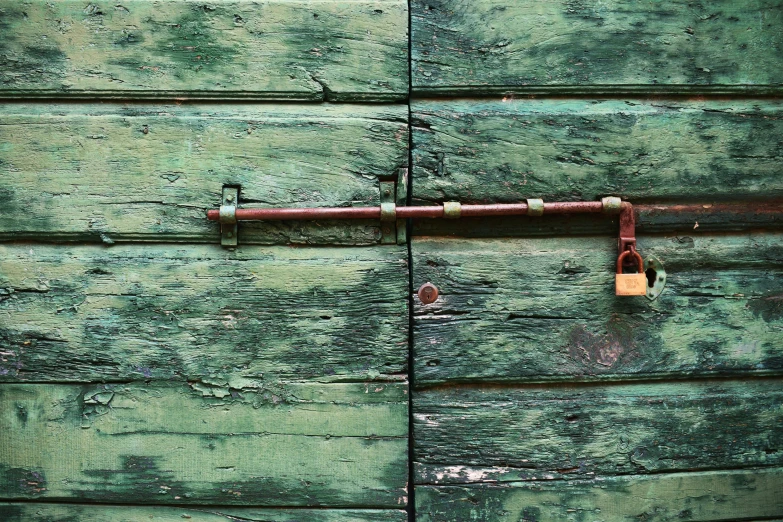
[{"left": 617, "top": 250, "right": 644, "bottom": 274}]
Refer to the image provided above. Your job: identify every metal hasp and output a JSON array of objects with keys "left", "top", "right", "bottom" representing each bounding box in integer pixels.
[
  {"left": 617, "top": 201, "right": 637, "bottom": 256},
  {"left": 395, "top": 167, "right": 408, "bottom": 245},
  {"left": 379, "top": 179, "right": 397, "bottom": 245},
  {"left": 219, "top": 186, "right": 239, "bottom": 247}
]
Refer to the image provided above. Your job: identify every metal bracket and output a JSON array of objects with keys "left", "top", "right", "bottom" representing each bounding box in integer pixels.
[
  {"left": 602, "top": 196, "right": 623, "bottom": 215},
  {"left": 220, "top": 186, "right": 239, "bottom": 248},
  {"left": 526, "top": 198, "right": 544, "bottom": 217},
  {"left": 396, "top": 168, "right": 408, "bottom": 246},
  {"left": 443, "top": 201, "right": 461, "bottom": 219},
  {"left": 380, "top": 180, "right": 397, "bottom": 245}
]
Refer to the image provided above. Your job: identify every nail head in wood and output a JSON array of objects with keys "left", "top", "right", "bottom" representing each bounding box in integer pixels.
[{"left": 418, "top": 282, "right": 440, "bottom": 304}]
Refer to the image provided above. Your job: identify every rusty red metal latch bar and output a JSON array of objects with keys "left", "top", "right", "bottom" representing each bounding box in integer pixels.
[
  {"left": 207, "top": 194, "right": 636, "bottom": 255},
  {"left": 207, "top": 192, "right": 653, "bottom": 294},
  {"left": 206, "top": 199, "right": 619, "bottom": 221}
]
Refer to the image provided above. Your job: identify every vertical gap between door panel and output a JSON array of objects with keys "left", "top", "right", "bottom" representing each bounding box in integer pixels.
[{"left": 406, "top": 0, "right": 415, "bottom": 519}]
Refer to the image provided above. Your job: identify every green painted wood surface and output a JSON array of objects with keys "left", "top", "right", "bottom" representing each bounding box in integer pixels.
[
  {"left": 0, "top": 243, "right": 407, "bottom": 383},
  {"left": 0, "top": 103, "right": 408, "bottom": 245},
  {"left": 412, "top": 0, "right": 783, "bottom": 94},
  {"left": 412, "top": 233, "right": 783, "bottom": 385},
  {"left": 411, "top": 100, "right": 783, "bottom": 206},
  {"left": 414, "top": 380, "right": 783, "bottom": 484},
  {"left": 0, "top": 504, "right": 407, "bottom": 521},
  {"left": 417, "top": 468, "right": 783, "bottom": 521},
  {"left": 0, "top": 382, "right": 408, "bottom": 506},
  {"left": 0, "top": 0, "right": 408, "bottom": 101}
]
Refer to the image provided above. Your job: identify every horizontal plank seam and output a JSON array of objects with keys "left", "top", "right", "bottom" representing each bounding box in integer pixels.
[
  {"left": 8, "top": 91, "right": 783, "bottom": 105},
  {"left": 410, "top": 89, "right": 783, "bottom": 100},
  {"left": 0, "top": 499, "right": 405, "bottom": 511},
  {"left": 413, "top": 373, "right": 783, "bottom": 392},
  {"left": 0, "top": 378, "right": 408, "bottom": 386},
  {"left": 0, "top": 97, "right": 412, "bottom": 107},
  {"left": 100, "top": 431, "right": 406, "bottom": 439}
]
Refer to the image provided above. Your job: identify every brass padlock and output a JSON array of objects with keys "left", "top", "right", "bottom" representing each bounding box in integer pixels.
[{"left": 615, "top": 250, "right": 646, "bottom": 296}]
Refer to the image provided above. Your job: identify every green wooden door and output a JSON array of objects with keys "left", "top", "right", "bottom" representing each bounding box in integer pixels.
[
  {"left": 409, "top": 1, "right": 783, "bottom": 520},
  {"left": 2, "top": 1, "right": 783, "bottom": 521}
]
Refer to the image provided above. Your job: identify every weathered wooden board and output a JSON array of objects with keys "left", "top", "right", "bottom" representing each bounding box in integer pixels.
[
  {"left": 411, "top": 0, "right": 783, "bottom": 94},
  {"left": 0, "top": 0, "right": 408, "bottom": 101},
  {"left": 413, "top": 233, "right": 783, "bottom": 385},
  {"left": 416, "top": 468, "right": 783, "bottom": 521},
  {"left": 0, "top": 243, "right": 407, "bottom": 383},
  {"left": 411, "top": 100, "right": 783, "bottom": 206},
  {"left": 0, "top": 504, "right": 407, "bottom": 522},
  {"left": 414, "top": 380, "right": 783, "bottom": 484},
  {"left": 0, "top": 382, "right": 408, "bottom": 505},
  {"left": 0, "top": 103, "right": 408, "bottom": 245},
  {"left": 0, "top": 504, "right": 408, "bottom": 521}
]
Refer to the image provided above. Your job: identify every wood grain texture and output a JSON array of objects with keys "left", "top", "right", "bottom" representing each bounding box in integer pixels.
[
  {"left": 411, "top": 100, "right": 783, "bottom": 206},
  {"left": 411, "top": 0, "right": 783, "bottom": 94},
  {"left": 0, "top": 243, "right": 407, "bottom": 383},
  {"left": 0, "top": 0, "right": 408, "bottom": 101},
  {"left": 417, "top": 468, "right": 783, "bottom": 521},
  {"left": 413, "top": 233, "right": 783, "bottom": 385},
  {"left": 0, "top": 103, "right": 408, "bottom": 245},
  {"left": 0, "top": 382, "right": 408, "bottom": 506},
  {"left": 0, "top": 504, "right": 407, "bottom": 521},
  {"left": 414, "top": 380, "right": 783, "bottom": 484}
]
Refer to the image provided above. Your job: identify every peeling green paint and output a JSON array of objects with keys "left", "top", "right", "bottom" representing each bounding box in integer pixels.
[
  {"left": 414, "top": 380, "right": 783, "bottom": 483},
  {"left": 0, "top": 103, "right": 408, "bottom": 244},
  {"left": 412, "top": 100, "right": 783, "bottom": 206},
  {"left": 412, "top": 0, "right": 783, "bottom": 94},
  {"left": 0, "top": 504, "right": 408, "bottom": 522},
  {"left": 0, "top": 0, "right": 408, "bottom": 100},
  {"left": 0, "top": 244, "right": 408, "bottom": 383},
  {"left": 417, "top": 468, "right": 783, "bottom": 521},
  {"left": 0, "top": 382, "right": 408, "bottom": 506},
  {"left": 412, "top": 233, "right": 783, "bottom": 385}
]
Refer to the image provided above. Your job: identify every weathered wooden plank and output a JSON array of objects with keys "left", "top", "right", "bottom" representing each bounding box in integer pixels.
[
  {"left": 0, "top": 103, "right": 408, "bottom": 244},
  {"left": 0, "top": 243, "right": 407, "bottom": 383},
  {"left": 411, "top": 0, "right": 783, "bottom": 94},
  {"left": 0, "top": 504, "right": 408, "bottom": 521},
  {"left": 413, "top": 233, "right": 783, "bottom": 385},
  {"left": 0, "top": 0, "right": 408, "bottom": 101},
  {"left": 414, "top": 380, "right": 783, "bottom": 484},
  {"left": 0, "top": 382, "right": 408, "bottom": 506},
  {"left": 0, "top": 504, "right": 407, "bottom": 522},
  {"left": 417, "top": 468, "right": 783, "bottom": 521},
  {"left": 412, "top": 100, "right": 783, "bottom": 206}
]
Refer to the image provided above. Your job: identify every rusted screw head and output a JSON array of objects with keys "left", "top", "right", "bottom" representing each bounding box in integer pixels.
[{"left": 418, "top": 282, "right": 439, "bottom": 304}]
